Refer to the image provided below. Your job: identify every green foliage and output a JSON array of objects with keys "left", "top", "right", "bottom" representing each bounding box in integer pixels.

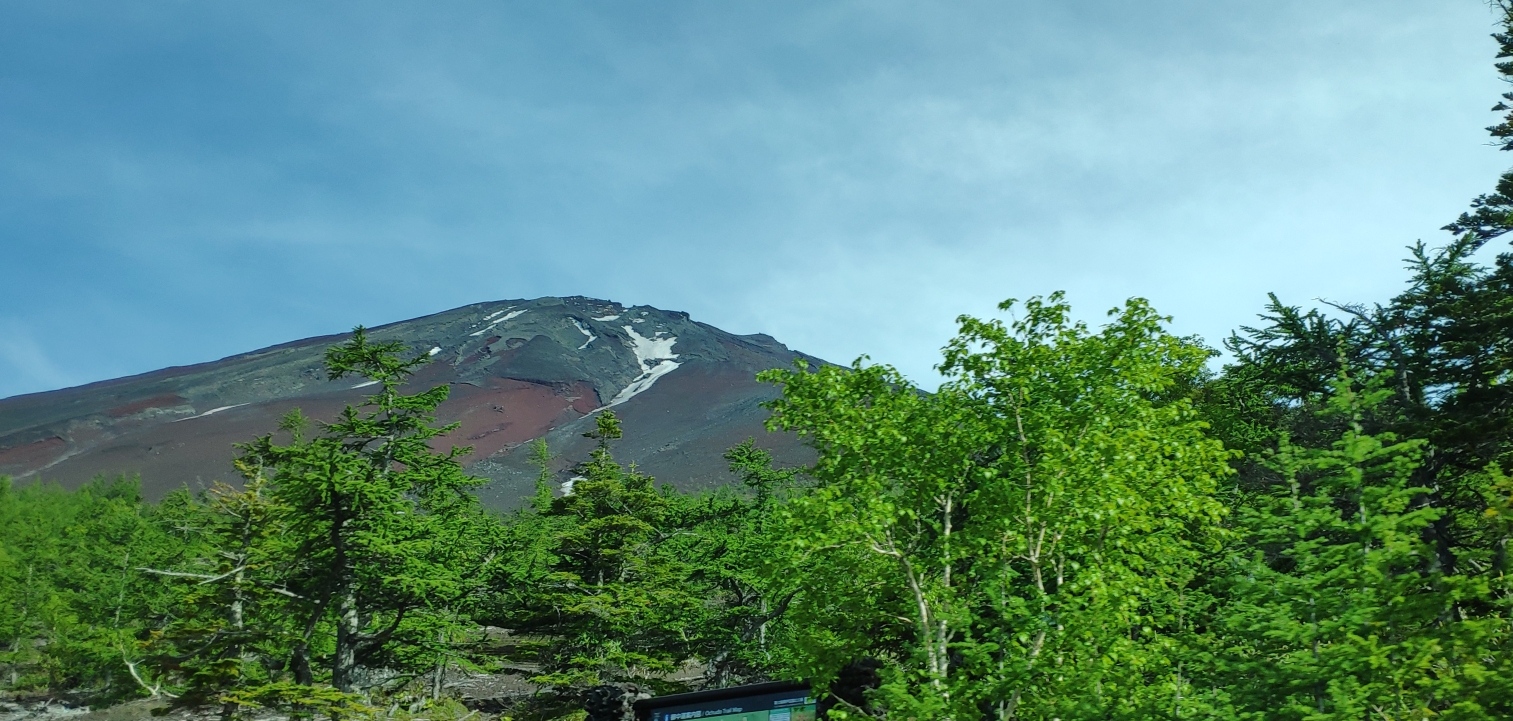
[
  {"left": 504, "top": 411, "right": 704, "bottom": 691},
  {"left": 88, "top": 327, "right": 510, "bottom": 717},
  {"left": 1197, "top": 10, "right": 1513, "bottom": 713},
  {"left": 15, "top": 18, "right": 1513, "bottom": 708},
  {"left": 1210, "top": 372, "right": 1513, "bottom": 720},
  {"left": 487, "top": 427, "right": 807, "bottom": 709},
  {"left": 687, "top": 440, "right": 810, "bottom": 686},
  {"left": 1444, "top": 2, "right": 1513, "bottom": 241},
  {"left": 1211, "top": 201, "right": 1513, "bottom": 721},
  {"left": 142, "top": 475, "right": 302, "bottom": 716},
  {"left": 760, "top": 294, "right": 1235, "bottom": 720},
  {"left": 0, "top": 474, "right": 186, "bottom": 699},
  {"left": 232, "top": 326, "right": 498, "bottom": 697},
  {"left": 217, "top": 680, "right": 374, "bottom": 719}
]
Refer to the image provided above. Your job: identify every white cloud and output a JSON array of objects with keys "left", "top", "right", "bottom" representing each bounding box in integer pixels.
[
  {"left": 0, "top": 0, "right": 1508, "bottom": 399},
  {"left": 0, "top": 321, "right": 75, "bottom": 395}
]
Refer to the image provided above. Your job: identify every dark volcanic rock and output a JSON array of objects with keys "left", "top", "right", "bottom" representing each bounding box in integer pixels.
[{"left": 0, "top": 297, "right": 820, "bottom": 508}]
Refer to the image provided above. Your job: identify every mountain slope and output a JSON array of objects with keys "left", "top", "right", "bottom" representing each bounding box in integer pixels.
[{"left": 0, "top": 297, "right": 819, "bottom": 508}]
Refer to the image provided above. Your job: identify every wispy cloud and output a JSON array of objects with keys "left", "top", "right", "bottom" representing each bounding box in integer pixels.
[
  {"left": 0, "top": 0, "right": 1507, "bottom": 397},
  {"left": 0, "top": 321, "right": 75, "bottom": 395}
]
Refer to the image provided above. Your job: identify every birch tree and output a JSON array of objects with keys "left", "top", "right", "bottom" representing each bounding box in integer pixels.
[{"left": 761, "top": 294, "right": 1232, "bottom": 720}]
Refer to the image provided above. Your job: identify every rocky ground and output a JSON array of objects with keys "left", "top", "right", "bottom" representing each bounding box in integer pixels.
[
  {"left": 0, "top": 698, "right": 90, "bottom": 721},
  {"left": 0, "top": 694, "right": 500, "bottom": 721},
  {"left": 0, "top": 663, "right": 698, "bottom": 721}
]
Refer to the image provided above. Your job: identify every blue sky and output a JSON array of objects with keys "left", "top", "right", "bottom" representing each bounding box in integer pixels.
[{"left": 1, "top": 0, "right": 1508, "bottom": 399}]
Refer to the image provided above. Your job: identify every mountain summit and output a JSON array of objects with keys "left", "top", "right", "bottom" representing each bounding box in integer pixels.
[{"left": 0, "top": 297, "right": 818, "bottom": 507}]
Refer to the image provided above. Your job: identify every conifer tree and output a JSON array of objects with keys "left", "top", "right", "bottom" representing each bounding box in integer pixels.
[
  {"left": 1214, "top": 372, "right": 1513, "bottom": 719},
  {"left": 237, "top": 327, "right": 490, "bottom": 695},
  {"left": 1207, "top": 6, "right": 1513, "bottom": 713},
  {"left": 1444, "top": 1, "right": 1513, "bottom": 242},
  {"left": 0, "top": 475, "right": 184, "bottom": 698},
  {"left": 507, "top": 411, "right": 703, "bottom": 693},
  {"left": 685, "top": 441, "right": 809, "bottom": 687},
  {"left": 140, "top": 472, "right": 299, "bottom": 719}
]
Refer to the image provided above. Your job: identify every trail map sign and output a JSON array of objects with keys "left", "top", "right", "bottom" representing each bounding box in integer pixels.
[{"left": 634, "top": 681, "right": 817, "bottom": 721}]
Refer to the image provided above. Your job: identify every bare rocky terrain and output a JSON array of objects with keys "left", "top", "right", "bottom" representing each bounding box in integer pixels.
[{"left": 0, "top": 297, "right": 820, "bottom": 507}]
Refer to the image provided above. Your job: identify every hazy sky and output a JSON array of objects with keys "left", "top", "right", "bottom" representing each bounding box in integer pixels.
[{"left": 2, "top": 0, "right": 1509, "bottom": 399}]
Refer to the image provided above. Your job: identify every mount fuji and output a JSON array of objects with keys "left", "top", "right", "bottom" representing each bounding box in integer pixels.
[{"left": 0, "top": 297, "right": 822, "bottom": 508}]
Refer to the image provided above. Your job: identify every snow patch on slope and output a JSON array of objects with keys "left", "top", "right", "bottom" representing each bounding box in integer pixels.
[
  {"left": 351, "top": 380, "right": 380, "bottom": 389},
  {"left": 603, "top": 326, "right": 681, "bottom": 408},
  {"left": 470, "top": 308, "right": 528, "bottom": 336},
  {"left": 175, "top": 404, "right": 248, "bottom": 422},
  {"left": 570, "top": 319, "right": 596, "bottom": 350},
  {"left": 626, "top": 327, "right": 677, "bottom": 364},
  {"left": 591, "top": 314, "right": 620, "bottom": 322},
  {"left": 428, "top": 346, "right": 442, "bottom": 356}
]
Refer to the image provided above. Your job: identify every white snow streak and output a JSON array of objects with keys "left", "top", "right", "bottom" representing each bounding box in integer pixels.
[
  {"left": 603, "top": 326, "right": 681, "bottom": 408},
  {"left": 590, "top": 314, "right": 620, "bottom": 322},
  {"left": 570, "top": 319, "right": 596, "bottom": 350},
  {"left": 469, "top": 308, "right": 528, "bottom": 336},
  {"left": 175, "top": 404, "right": 248, "bottom": 422},
  {"left": 351, "top": 380, "right": 380, "bottom": 389},
  {"left": 428, "top": 346, "right": 442, "bottom": 356},
  {"left": 561, "top": 476, "right": 584, "bottom": 496},
  {"left": 605, "top": 360, "right": 681, "bottom": 407},
  {"left": 484, "top": 307, "right": 510, "bottom": 321},
  {"left": 625, "top": 326, "right": 678, "bottom": 364}
]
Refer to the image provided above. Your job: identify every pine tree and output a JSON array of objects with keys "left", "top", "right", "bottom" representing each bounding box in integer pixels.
[
  {"left": 1444, "top": 1, "right": 1513, "bottom": 242},
  {"left": 507, "top": 411, "right": 703, "bottom": 693},
  {"left": 1215, "top": 372, "right": 1513, "bottom": 719},
  {"left": 237, "top": 327, "right": 491, "bottom": 695},
  {"left": 140, "top": 473, "right": 299, "bottom": 719}
]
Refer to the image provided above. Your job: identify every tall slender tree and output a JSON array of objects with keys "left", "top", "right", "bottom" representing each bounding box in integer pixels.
[{"left": 237, "top": 327, "right": 490, "bottom": 694}]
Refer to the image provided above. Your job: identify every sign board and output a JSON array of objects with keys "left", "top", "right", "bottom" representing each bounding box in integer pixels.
[{"left": 634, "top": 681, "right": 817, "bottom": 721}]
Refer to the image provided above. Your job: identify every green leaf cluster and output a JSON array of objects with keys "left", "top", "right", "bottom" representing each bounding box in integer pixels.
[
  {"left": 0, "top": 475, "right": 188, "bottom": 699},
  {"left": 758, "top": 294, "right": 1235, "bottom": 720}
]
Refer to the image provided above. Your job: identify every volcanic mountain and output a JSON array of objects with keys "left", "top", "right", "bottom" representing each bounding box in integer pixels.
[{"left": 0, "top": 297, "right": 820, "bottom": 508}]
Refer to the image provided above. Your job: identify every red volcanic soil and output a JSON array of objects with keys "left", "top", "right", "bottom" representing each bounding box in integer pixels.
[
  {"left": 0, "top": 436, "right": 67, "bottom": 474},
  {"left": 13, "top": 375, "right": 608, "bottom": 500},
  {"left": 473, "top": 352, "right": 814, "bottom": 509},
  {"left": 444, "top": 379, "right": 599, "bottom": 462},
  {"left": 106, "top": 394, "right": 189, "bottom": 418}
]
